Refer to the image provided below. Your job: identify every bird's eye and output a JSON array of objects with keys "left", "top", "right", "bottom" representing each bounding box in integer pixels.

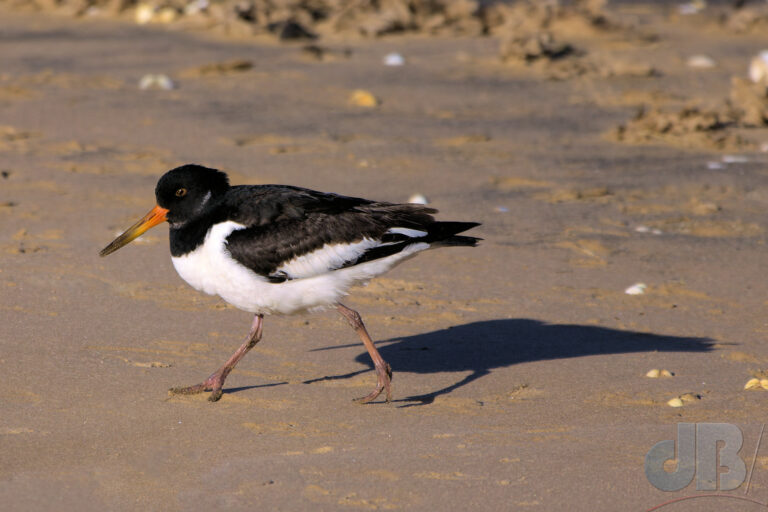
[{"left": 175, "top": 188, "right": 187, "bottom": 197}]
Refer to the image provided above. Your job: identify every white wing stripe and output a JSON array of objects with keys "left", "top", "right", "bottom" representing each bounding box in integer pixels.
[
  {"left": 386, "top": 227, "right": 427, "bottom": 238},
  {"left": 276, "top": 238, "right": 382, "bottom": 278}
]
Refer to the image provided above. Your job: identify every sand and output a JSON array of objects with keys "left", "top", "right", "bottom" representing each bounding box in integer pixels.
[{"left": 3, "top": 2, "right": 768, "bottom": 510}]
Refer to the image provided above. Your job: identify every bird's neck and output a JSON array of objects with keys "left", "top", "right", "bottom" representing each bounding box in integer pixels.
[{"left": 168, "top": 214, "right": 217, "bottom": 256}]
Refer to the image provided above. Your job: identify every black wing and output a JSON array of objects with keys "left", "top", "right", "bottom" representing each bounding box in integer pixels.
[{"left": 222, "top": 185, "right": 476, "bottom": 281}]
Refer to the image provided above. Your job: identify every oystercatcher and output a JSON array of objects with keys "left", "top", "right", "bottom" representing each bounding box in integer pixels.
[{"left": 100, "top": 164, "right": 480, "bottom": 403}]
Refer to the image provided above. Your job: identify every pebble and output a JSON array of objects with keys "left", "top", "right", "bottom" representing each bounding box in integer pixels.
[
  {"left": 383, "top": 53, "right": 405, "bottom": 66},
  {"left": 135, "top": 3, "right": 179, "bottom": 24},
  {"left": 635, "top": 225, "right": 662, "bottom": 235},
  {"left": 184, "top": 0, "right": 209, "bottom": 15},
  {"left": 678, "top": 1, "right": 706, "bottom": 15},
  {"left": 155, "top": 7, "right": 178, "bottom": 24},
  {"left": 686, "top": 55, "right": 716, "bottom": 69},
  {"left": 408, "top": 193, "right": 429, "bottom": 205},
  {"left": 135, "top": 3, "right": 154, "bottom": 24},
  {"left": 494, "top": 206, "right": 509, "bottom": 213},
  {"left": 349, "top": 89, "right": 379, "bottom": 108}
]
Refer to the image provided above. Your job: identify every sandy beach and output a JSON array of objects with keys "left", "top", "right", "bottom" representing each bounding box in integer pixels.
[{"left": 3, "top": 1, "right": 768, "bottom": 510}]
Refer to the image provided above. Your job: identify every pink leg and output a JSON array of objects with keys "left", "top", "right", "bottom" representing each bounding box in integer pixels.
[
  {"left": 337, "top": 303, "right": 392, "bottom": 403},
  {"left": 169, "top": 314, "right": 264, "bottom": 402}
]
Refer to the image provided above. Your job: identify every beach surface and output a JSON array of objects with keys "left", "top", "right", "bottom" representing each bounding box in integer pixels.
[{"left": 3, "top": 2, "right": 768, "bottom": 510}]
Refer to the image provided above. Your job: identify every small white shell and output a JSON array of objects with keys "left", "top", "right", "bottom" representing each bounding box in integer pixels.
[
  {"left": 625, "top": 283, "right": 647, "bottom": 295},
  {"left": 408, "top": 194, "right": 429, "bottom": 205},
  {"left": 667, "top": 397, "right": 684, "bottom": 407},
  {"left": 635, "top": 226, "right": 663, "bottom": 235},
  {"left": 722, "top": 155, "right": 749, "bottom": 164},
  {"left": 749, "top": 50, "right": 768, "bottom": 84},
  {"left": 138, "top": 74, "right": 176, "bottom": 90},
  {"left": 154, "top": 75, "right": 175, "bottom": 90},
  {"left": 138, "top": 74, "right": 154, "bottom": 90},
  {"left": 646, "top": 369, "right": 660, "bottom": 378}
]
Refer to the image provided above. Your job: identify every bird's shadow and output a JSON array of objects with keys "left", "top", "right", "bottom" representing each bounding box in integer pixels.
[{"left": 306, "top": 319, "right": 715, "bottom": 407}]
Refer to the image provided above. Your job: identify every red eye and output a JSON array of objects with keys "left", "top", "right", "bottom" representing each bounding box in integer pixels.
[{"left": 175, "top": 188, "right": 187, "bottom": 197}]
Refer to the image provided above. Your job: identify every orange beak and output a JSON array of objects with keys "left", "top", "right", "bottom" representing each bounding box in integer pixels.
[{"left": 99, "top": 205, "right": 169, "bottom": 257}]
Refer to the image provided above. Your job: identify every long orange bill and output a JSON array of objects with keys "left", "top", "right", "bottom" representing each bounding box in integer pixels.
[{"left": 99, "top": 205, "right": 169, "bottom": 257}]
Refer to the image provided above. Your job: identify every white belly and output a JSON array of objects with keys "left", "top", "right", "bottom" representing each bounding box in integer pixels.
[{"left": 171, "top": 221, "right": 429, "bottom": 315}]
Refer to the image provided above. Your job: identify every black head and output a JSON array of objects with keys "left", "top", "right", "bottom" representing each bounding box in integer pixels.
[{"left": 156, "top": 164, "right": 230, "bottom": 227}]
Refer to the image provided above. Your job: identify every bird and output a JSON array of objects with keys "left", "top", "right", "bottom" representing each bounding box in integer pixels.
[{"left": 99, "top": 164, "right": 480, "bottom": 403}]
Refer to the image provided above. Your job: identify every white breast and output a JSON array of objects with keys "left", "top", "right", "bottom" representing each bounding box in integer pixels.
[
  {"left": 171, "top": 221, "right": 261, "bottom": 305},
  {"left": 171, "top": 221, "right": 431, "bottom": 315}
]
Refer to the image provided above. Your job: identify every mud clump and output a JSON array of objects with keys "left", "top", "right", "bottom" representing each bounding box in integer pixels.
[
  {"left": 613, "top": 106, "right": 749, "bottom": 151},
  {"left": 728, "top": 77, "right": 768, "bottom": 128},
  {"left": 490, "top": 1, "right": 652, "bottom": 79},
  {"left": 722, "top": 4, "right": 768, "bottom": 33},
  {"left": 6, "top": 0, "right": 628, "bottom": 45},
  {"left": 481, "top": 0, "right": 621, "bottom": 39},
  {"left": 499, "top": 31, "right": 574, "bottom": 64},
  {"left": 7, "top": 0, "right": 487, "bottom": 38},
  {"left": 613, "top": 77, "right": 768, "bottom": 151},
  {"left": 5, "top": 0, "right": 652, "bottom": 82}
]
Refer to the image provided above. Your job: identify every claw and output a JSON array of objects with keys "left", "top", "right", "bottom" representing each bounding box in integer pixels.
[
  {"left": 354, "top": 363, "right": 392, "bottom": 404},
  {"left": 168, "top": 374, "right": 220, "bottom": 399}
]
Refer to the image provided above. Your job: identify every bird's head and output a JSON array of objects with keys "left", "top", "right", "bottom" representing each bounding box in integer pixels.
[
  {"left": 155, "top": 164, "right": 229, "bottom": 228},
  {"left": 99, "top": 164, "right": 229, "bottom": 257}
]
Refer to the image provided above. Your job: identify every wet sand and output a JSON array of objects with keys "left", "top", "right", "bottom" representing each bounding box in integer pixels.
[{"left": 3, "top": 3, "right": 768, "bottom": 510}]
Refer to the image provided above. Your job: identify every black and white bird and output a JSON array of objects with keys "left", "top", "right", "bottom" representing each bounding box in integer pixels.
[{"left": 100, "top": 164, "right": 480, "bottom": 403}]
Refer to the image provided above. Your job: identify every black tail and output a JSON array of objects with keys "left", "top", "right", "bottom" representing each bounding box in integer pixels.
[
  {"left": 426, "top": 221, "right": 482, "bottom": 247},
  {"left": 433, "top": 234, "right": 481, "bottom": 247},
  {"left": 338, "top": 220, "right": 480, "bottom": 269}
]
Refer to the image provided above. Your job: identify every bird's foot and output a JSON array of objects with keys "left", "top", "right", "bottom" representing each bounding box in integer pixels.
[
  {"left": 354, "top": 363, "right": 392, "bottom": 404},
  {"left": 168, "top": 374, "right": 224, "bottom": 402}
]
